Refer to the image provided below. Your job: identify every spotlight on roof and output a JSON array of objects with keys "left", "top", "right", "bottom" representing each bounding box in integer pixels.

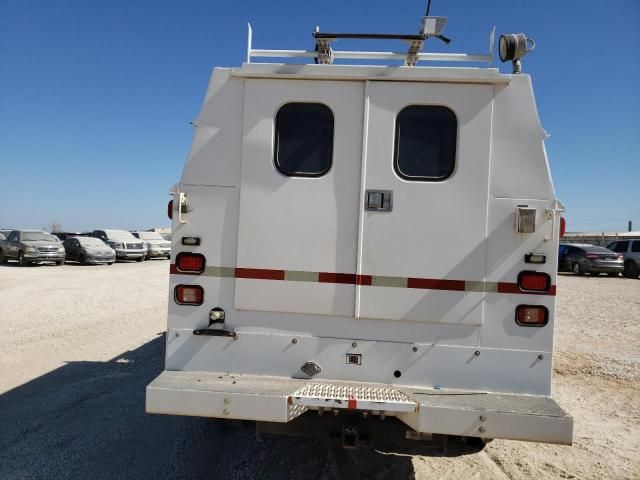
[{"left": 498, "top": 33, "right": 535, "bottom": 74}]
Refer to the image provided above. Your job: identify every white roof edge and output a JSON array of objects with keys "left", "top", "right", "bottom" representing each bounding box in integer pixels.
[{"left": 230, "top": 63, "right": 511, "bottom": 84}]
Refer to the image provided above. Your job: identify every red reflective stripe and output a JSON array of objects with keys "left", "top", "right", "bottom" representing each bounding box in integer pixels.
[
  {"left": 169, "top": 265, "right": 556, "bottom": 296},
  {"left": 497, "top": 282, "right": 521, "bottom": 294},
  {"left": 235, "top": 267, "right": 285, "bottom": 280},
  {"left": 407, "top": 278, "right": 465, "bottom": 291},
  {"left": 347, "top": 395, "right": 357, "bottom": 410},
  {"left": 319, "top": 272, "right": 357, "bottom": 284}
]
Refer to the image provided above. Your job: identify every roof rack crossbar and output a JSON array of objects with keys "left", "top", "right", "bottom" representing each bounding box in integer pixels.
[
  {"left": 313, "top": 32, "right": 427, "bottom": 41},
  {"left": 246, "top": 24, "right": 495, "bottom": 66}
]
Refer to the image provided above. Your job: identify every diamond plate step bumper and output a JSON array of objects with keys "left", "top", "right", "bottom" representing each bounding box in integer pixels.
[
  {"left": 146, "top": 370, "right": 572, "bottom": 445},
  {"left": 291, "top": 382, "right": 417, "bottom": 412}
]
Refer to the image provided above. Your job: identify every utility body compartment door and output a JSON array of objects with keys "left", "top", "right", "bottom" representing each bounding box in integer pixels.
[
  {"left": 356, "top": 82, "right": 493, "bottom": 325},
  {"left": 235, "top": 79, "right": 364, "bottom": 316}
]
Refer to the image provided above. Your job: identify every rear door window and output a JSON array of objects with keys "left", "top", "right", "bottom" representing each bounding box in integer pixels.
[
  {"left": 614, "top": 241, "right": 629, "bottom": 253},
  {"left": 274, "top": 103, "right": 334, "bottom": 177},
  {"left": 394, "top": 105, "right": 457, "bottom": 181},
  {"left": 631, "top": 241, "right": 640, "bottom": 253}
]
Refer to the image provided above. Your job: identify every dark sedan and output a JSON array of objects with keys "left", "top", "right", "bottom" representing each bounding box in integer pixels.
[
  {"left": 558, "top": 243, "right": 624, "bottom": 276},
  {"left": 63, "top": 236, "right": 116, "bottom": 265}
]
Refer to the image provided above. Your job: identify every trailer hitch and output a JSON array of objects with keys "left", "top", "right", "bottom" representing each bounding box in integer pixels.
[{"left": 342, "top": 425, "right": 360, "bottom": 449}]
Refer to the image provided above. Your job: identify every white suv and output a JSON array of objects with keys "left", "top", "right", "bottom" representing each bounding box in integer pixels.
[{"left": 607, "top": 239, "right": 640, "bottom": 278}]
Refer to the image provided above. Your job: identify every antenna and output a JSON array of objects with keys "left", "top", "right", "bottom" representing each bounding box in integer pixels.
[{"left": 425, "top": 0, "right": 432, "bottom": 16}]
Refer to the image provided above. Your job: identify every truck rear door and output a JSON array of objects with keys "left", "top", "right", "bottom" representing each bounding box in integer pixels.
[
  {"left": 356, "top": 81, "right": 493, "bottom": 325},
  {"left": 234, "top": 79, "right": 364, "bottom": 317}
]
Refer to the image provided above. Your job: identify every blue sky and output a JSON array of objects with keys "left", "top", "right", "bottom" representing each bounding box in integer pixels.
[{"left": 0, "top": 0, "right": 638, "bottom": 232}]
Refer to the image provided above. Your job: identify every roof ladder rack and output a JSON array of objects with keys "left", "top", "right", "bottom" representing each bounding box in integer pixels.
[{"left": 247, "top": 18, "right": 494, "bottom": 66}]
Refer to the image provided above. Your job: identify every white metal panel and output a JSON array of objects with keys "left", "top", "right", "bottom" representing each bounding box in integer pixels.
[
  {"left": 482, "top": 197, "right": 557, "bottom": 352},
  {"left": 234, "top": 79, "right": 364, "bottom": 316},
  {"left": 234, "top": 279, "right": 355, "bottom": 316},
  {"left": 146, "top": 370, "right": 306, "bottom": 422},
  {"left": 490, "top": 75, "right": 555, "bottom": 199},
  {"left": 168, "top": 276, "right": 480, "bottom": 345},
  {"left": 357, "top": 81, "right": 493, "bottom": 324},
  {"left": 165, "top": 330, "right": 550, "bottom": 394},
  {"left": 397, "top": 393, "right": 572, "bottom": 444},
  {"left": 181, "top": 69, "right": 244, "bottom": 187}
]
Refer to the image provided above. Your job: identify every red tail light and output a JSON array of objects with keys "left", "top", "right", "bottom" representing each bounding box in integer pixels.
[
  {"left": 167, "top": 200, "right": 174, "bottom": 220},
  {"left": 560, "top": 217, "right": 566, "bottom": 237},
  {"left": 515, "top": 305, "right": 548, "bottom": 326},
  {"left": 176, "top": 252, "right": 205, "bottom": 273},
  {"left": 518, "top": 271, "right": 551, "bottom": 292},
  {"left": 585, "top": 254, "right": 599, "bottom": 259},
  {"left": 174, "top": 285, "right": 204, "bottom": 305}
]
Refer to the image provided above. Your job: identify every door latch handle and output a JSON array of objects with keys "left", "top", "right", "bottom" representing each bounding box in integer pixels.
[{"left": 365, "top": 190, "right": 393, "bottom": 212}]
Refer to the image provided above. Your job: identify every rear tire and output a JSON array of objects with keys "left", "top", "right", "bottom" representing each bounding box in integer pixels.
[
  {"left": 79, "top": 254, "right": 87, "bottom": 265},
  {"left": 572, "top": 262, "right": 584, "bottom": 276},
  {"left": 606, "top": 272, "right": 619, "bottom": 277},
  {"left": 56, "top": 260, "right": 64, "bottom": 266},
  {"left": 624, "top": 261, "right": 639, "bottom": 279},
  {"left": 136, "top": 256, "right": 144, "bottom": 262},
  {"left": 591, "top": 272, "right": 600, "bottom": 276},
  {"left": 108, "top": 262, "right": 114, "bottom": 265}
]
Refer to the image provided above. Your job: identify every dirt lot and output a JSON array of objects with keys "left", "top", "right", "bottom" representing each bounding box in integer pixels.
[{"left": 0, "top": 262, "right": 638, "bottom": 479}]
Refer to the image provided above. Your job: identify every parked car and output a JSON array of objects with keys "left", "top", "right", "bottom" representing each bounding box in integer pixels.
[
  {"left": 62, "top": 236, "right": 116, "bottom": 265},
  {"left": 606, "top": 239, "right": 640, "bottom": 278},
  {"left": 558, "top": 243, "right": 624, "bottom": 276},
  {"left": 52, "top": 231, "right": 92, "bottom": 241},
  {"left": 558, "top": 244, "right": 570, "bottom": 267},
  {"left": 91, "top": 229, "right": 146, "bottom": 262},
  {"left": 131, "top": 231, "right": 171, "bottom": 260},
  {"left": 0, "top": 229, "right": 66, "bottom": 266}
]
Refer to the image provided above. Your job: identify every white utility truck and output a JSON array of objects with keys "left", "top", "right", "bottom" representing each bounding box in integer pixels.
[{"left": 147, "top": 16, "right": 572, "bottom": 449}]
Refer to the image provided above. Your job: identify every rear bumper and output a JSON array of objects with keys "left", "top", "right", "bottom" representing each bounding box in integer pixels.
[
  {"left": 146, "top": 370, "right": 573, "bottom": 445},
  {"left": 589, "top": 264, "right": 624, "bottom": 273}
]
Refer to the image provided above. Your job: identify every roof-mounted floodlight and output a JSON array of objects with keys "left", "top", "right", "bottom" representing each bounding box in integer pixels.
[
  {"left": 420, "top": 16, "right": 448, "bottom": 38},
  {"left": 498, "top": 33, "right": 535, "bottom": 74}
]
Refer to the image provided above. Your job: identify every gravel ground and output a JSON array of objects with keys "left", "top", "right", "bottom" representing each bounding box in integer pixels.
[{"left": 0, "top": 262, "right": 638, "bottom": 479}]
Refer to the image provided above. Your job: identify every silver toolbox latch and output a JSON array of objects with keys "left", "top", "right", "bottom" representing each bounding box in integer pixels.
[{"left": 365, "top": 190, "right": 393, "bottom": 212}]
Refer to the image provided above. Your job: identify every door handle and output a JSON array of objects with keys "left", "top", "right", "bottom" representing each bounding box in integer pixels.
[{"left": 365, "top": 190, "right": 393, "bottom": 212}]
